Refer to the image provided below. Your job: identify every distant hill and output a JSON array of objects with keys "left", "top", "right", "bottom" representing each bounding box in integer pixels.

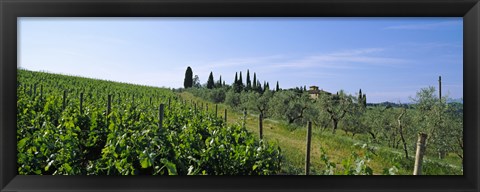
[
  {"left": 367, "top": 98, "right": 463, "bottom": 109},
  {"left": 367, "top": 102, "right": 410, "bottom": 108}
]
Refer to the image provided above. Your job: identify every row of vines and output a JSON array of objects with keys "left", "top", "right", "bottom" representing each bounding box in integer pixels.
[{"left": 17, "top": 69, "right": 282, "bottom": 175}]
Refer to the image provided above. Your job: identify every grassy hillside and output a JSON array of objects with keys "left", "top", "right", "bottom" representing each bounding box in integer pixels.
[
  {"left": 179, "top": 91, "right": 463, "bottom": 175},
  {"left": 17, "top": 69, "right": 462, "bottom": 175}
]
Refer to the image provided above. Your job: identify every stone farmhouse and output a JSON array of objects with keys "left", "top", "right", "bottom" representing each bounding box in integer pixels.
[{"left": 307, "top": 86, "right": 331, "bottom": 99}]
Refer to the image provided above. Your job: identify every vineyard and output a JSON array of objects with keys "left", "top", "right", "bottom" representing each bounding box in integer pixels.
[
  {"left": 17, "top": 69, "right": 463, "bottom": 175},
  {"left": 16, "top": 69, "right": 282, "bottom": 175}
]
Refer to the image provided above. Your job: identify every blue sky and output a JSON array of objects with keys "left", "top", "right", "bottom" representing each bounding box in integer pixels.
[{"left": 18, "top": 17, "right": 463, "bottom": 103}]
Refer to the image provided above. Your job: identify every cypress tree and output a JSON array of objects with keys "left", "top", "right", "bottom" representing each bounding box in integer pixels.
[
  {"left": 234, "top": 72, "right": 240, "bottom": 93},
  {"left": 363, "top": 94, "right": 367, "bottom": 107},
  {"left": 239, "top": 71, "right": 243, "bottom": 86},
  {"left": 253, "top": 73, "right": 257, "bottom": 88},
  {"left": 257, "top": 80, "right": 263, "bottom": 93},
  {"left": 207, "top": 71, "right": 215, "bottom": 89},
  {"left": 276, "top": 81, "right": 280, "bottom": 92},
  {"left": 184, "top": 66, "right": 193, "bottom": 88},
  {"left": 246, "top": 70, "right": 251, "bottom": 91},
  {"left": 358, "top": 89, "right": 363, "bottom": 104},
  {"left": 218, "top": 75, "right": 222, "bottom": 87},
  {"left": 234, "top": 72, "right": 238, "bottom": 85}
]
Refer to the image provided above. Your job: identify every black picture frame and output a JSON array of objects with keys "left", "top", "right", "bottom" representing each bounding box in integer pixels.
[{"left": 1, "top": 0, "right": 479, "bottom": 191}]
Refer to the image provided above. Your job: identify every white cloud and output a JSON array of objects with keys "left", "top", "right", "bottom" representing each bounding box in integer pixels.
[
  {"left": 272, "top": 48, "right": 408, "bottom": 69},
  {"left": 384, "top": 20, "right": 462, "bottom": 30},
  {"left": 176, "top": 47, "right": 410, "bottom": 75}
]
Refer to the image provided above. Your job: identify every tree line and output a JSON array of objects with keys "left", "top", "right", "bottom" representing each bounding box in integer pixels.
[{"left": 182, "top": 66, "right": 463, "bottom": 163}]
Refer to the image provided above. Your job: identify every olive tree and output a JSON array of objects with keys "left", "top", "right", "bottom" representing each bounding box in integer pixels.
[
  {"left": 411, "top": 86, "right": 462, "bottom": 159},
  {"left": 242, "top": 89, "right": 274, "bottom": 118},
  {"left": 319, "top": 90, "right": 353, "bottom": 134},
  {"left": 268, "top": 90, "right": 312, "bottom": 124}
]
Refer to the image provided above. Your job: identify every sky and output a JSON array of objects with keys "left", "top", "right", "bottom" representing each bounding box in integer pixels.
[{"left": 18, "top": 17, "right": 463, "bottom": 103}]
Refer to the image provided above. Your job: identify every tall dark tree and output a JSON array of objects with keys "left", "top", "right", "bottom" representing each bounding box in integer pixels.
[
  {"left": 257, "top": 80, "right": 263, "bottom": 93},
  {"left": 239, "top": 71, "right": 244, "bottom": 86},
  {"left": 233, "top": 72, "right": 241, "bottom": 93},
  {"left": 234, "top": 72, "right": 238, "bottom": 85},
  {"left": 246, "top": 70, "right": 252, "bottom": 91},
  {"left": 363, "top": 94, "right": 367, "bottom": 107},
  {"left": 216, "top": 75, "right": 222, "bottom": 88},
  {"left": 253, "top": 73, "right": 257, "bottom": 88},
  {"left": 183, "top": 66, "right": 193, "bottom": 88},
  {"left": 358, "top": 89, "right": 363, "bottom": 105},
  {"left": 207, "top": 71, "right": 215, "bottom": 89},
  {"left": 276, "top": 81, "right": 280, "bottom": 92}
]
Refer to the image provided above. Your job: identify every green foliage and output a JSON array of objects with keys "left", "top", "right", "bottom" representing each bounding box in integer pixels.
[
  {"left": 193, "top": 75, "right": 201, "bottom": 88},
  {"left": 185, "top": 71, "right": 462, "bottom": 174},
  {"left": 411, "top": 87, "right": 463, "bottom": 159},
  {"left": 225, "top": 89, "right": 242, "bottom": 109},
  {"left": 242, "top": 89, "right": 273, "bottom": 117},
  {"left": 246, "top": 70, "right": 251, "bottom": 91},
  {"left": 17, "top": 69, "right": 282, "bottom": 175},
  {"left": 268, "top": 91, "right": 312, "bottom": 124},
  {"left": 318, "top": 144, "right": 374, "bottom": 175},
  {"left": 315, "top": 90, "right": 353, "bottom": 133}
]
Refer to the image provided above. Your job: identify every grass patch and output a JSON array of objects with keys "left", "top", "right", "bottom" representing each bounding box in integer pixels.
[{"left": 178, "top": 91, "right": 463, "bottom": 175}]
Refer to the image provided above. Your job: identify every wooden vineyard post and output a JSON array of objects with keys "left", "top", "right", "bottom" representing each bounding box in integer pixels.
[
  {"left": 194, "top": 102, "right": 197, "bottom": 113},
  {"left": 215, "top": 104, "right": 218, "bottom": 118},
  {"left": 413, "top": 133, "right": 428, "bottom": 175},
  {"left": 224, "top": 109, "right": 227, "bottom": 125},
  {"left": 62, "top": 90, "right": 67, "bottom": 110},
  {"left": 206, "top": 104, "right": 209, "bottom": 113},
  {"left": 150, "top": 97, "right": 152, "bottom": 105},
  {"left": 80, "top": 92, "right": 84, "bottom": 114},
  {"left": 305, "top": 121, "right": 312, "bottom": 175},
  {"left": 159, "top": 104, "right": 164, "bottom": 131},
  {"left": 259, "top": 113, "right": 263, "bottom": 140}
]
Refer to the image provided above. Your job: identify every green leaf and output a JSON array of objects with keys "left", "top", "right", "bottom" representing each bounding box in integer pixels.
[
  {"left": 45, "top": 160, "right": 54, "bottom": 171},
  {"left": 161, "top": 159, "right": 177, "bottom": 175},
  {"left": 63, "top": 163, "right": 72, "bottom": 173},
  {"left": 140, "top": 158, "right": 152, "bottom": 168},
  {"left": 18, "top": 138, "right": 29, "bottom": 149}
]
